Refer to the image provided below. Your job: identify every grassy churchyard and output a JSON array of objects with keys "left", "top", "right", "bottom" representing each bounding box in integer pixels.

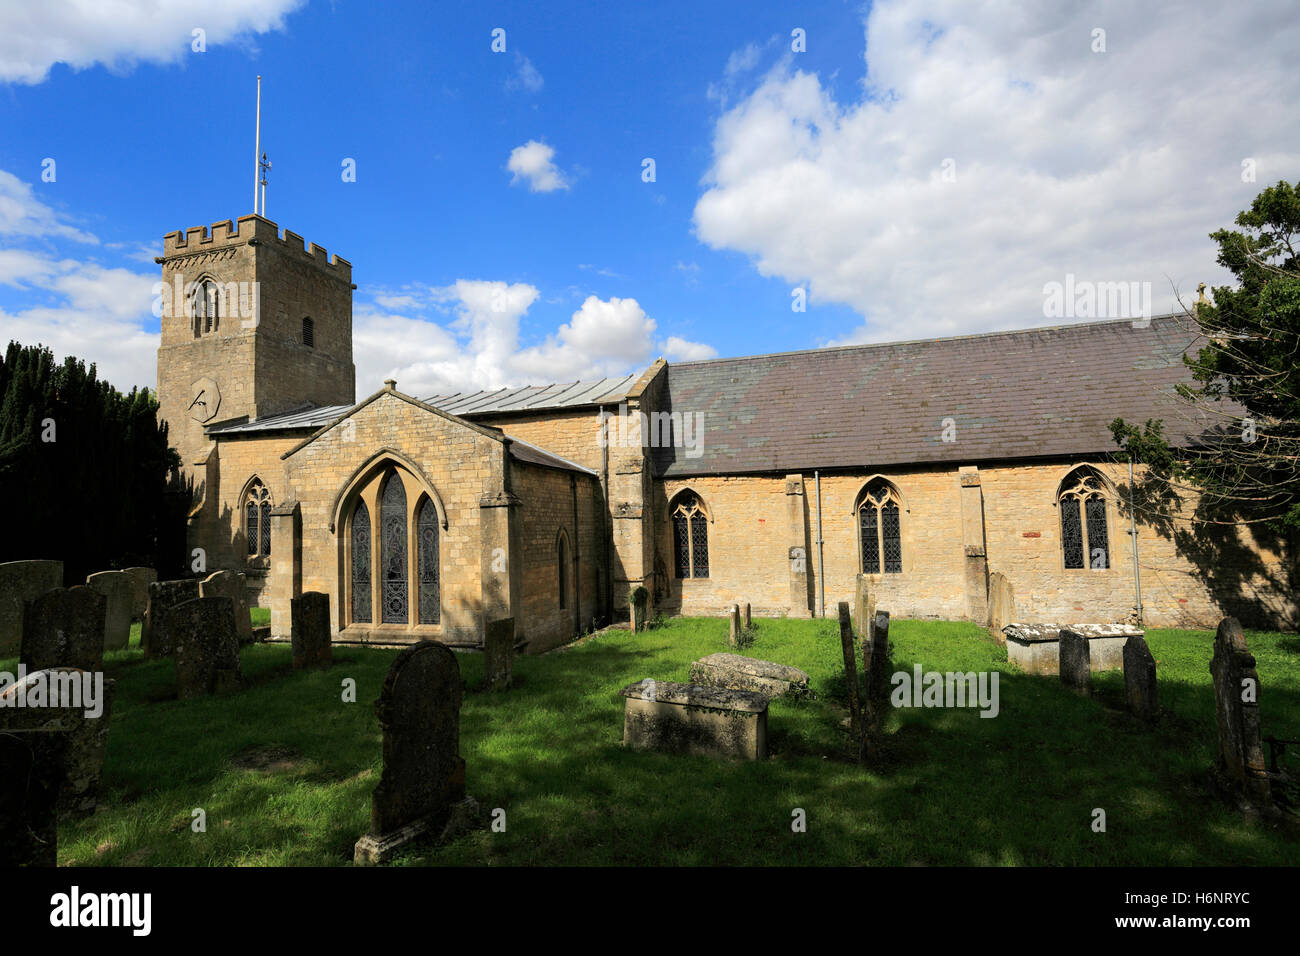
[{"left": 11, "top": 614, "right": 1297, "bottom": 867}]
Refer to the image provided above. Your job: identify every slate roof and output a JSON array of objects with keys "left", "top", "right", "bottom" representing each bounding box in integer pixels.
[{"left": 649, "top": 314, "right": 1218, "bottom": 478}]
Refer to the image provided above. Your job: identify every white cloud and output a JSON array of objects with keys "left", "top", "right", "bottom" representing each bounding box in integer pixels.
[
  {"left": 663, "top": 336, "right": 717, "bottom": 362},
  {"left": 506, "top": 53, "right": 544, "bottom": 93},
  {"left": 506, "top": 140, "right": 569, "bottom": 193},
  {"left": 0, "top": 171, "right": 98, "bottom": 243},
  {"left": 694, "top": 0, "right": 1300, "bottom": 344},
  {"left": 0, "top": 0, "right": 305, "bottom": 84}
]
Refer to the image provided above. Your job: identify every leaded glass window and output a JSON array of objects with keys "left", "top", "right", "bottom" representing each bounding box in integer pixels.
[
  {"left": 351, "top": 499, "right": 372, "bottom": 623},
  {"left": 671, "top": 493, "right": 709, "bottom": 578},
  {"left": 380, "top": 474, "right": 408, "bottom": 624},
  {"left": 243, "top": 479, "right": 272, "bottom": 558},
  {"left": 858, "top": 480, "right": 902, "bottom": 574},
  {"left": 416, "top": 497, "right": 440, "bottom": 625},
  {"left": 1059, "top": 471, "right": 1110, "bottom": 570}
]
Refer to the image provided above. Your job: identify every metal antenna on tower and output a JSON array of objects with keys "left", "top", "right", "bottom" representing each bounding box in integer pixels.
[{"left": 259, "top": 151, "right": 272, "bottom": 218}]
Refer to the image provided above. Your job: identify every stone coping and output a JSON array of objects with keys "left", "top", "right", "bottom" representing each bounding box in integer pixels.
[
  {"left": 692, "top": 653, "right": 809, "bottom": 684},
  {"left": 618, "top": 679, "right": 768, "bottom": 713},
  {"left": 1003, "top": 623, "right": 1144, "bottom": 644}
]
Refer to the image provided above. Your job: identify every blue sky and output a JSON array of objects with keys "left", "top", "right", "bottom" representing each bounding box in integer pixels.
[{"left": 1, "top": 0, "right": 1297, "bottom": 396}]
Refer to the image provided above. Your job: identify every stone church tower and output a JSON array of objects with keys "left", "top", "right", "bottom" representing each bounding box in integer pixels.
[{"left": 155, "top": 214, "right": 356, "bottom": 478}]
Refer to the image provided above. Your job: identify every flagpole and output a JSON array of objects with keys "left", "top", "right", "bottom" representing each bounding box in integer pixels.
[{"left": 254, "top": 75, "right": 262, "bottom": 215}]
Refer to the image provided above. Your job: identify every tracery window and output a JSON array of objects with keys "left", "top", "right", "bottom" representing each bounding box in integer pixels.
[
  {"left": 1059, "top": 469, "right": 1110, "bottom": 569},
  {"left": 243, "top": 479, "right": 272, "bottom": 558},
  {"left": 190, "top": 277, "right": 221, "bottom": 336},
  {"left": 671, "top": 492, "right": 709, "bottom": 578},
  {"left": 858, "top": 480, "right": 902, "bottom": 574},
  {"left": 345, "top": 466, "right": 442, "bottom": 629}
]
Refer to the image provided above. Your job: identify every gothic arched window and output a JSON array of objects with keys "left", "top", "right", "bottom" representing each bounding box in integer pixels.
[
  {"left": 380, "top": 473, "right": 408, "bottom": 624},
  {"left": 190, "top": 277, "right": 221, "bottom": 336},
  {"left": 243, "top": 479, "right": 272, "bottom": 559},
  {"left": 1059, "top": 469, "right": 1111, "bottom": 569},
  {"left": 858, "top": 480, "right": 902, "bottom": 574},
  {"left": 671, "top": 492, "right": 709, "bottom": 578},
  {"left": 416, "top": 495, "right": 440, "bottom": 625},
  {"left": 351, "top": 499, "right": 372, "bottom": 623}
]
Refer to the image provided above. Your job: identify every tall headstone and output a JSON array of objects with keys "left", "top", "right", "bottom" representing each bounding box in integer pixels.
[
  {"left": 354, "top": 641, "right": 467, "bottom": 864},
  {"left": 85, "top": 571, "right": 133, "bottom": 651},
  {"left": 483, "top": 617, "right": 513, "bottom": 691},
  {"left": 863, "top": 609, "right": 892, "bottom": 738},
  {"left": 142, "top": 579, "right": 200, "bottom": 658},
  {"left": 121, "top": 567, "right": 157, "bottom": 622},
  {"left": 200, "top": 570, "right": 254, "bottom": 645},
  {"left": 21, "top": 587, "right": 105, "bottom": 673},
  {"left": 291, "top": 591, "right": 333, "bottom": 670},
  {"left": 170, "top": 597, "right": 243, "bottom": 699},
  {"left": 629, "top": 586, "right": 648, "bottom": 633},
  {"left": 0, "top": 560, "right": 63, "bottom": 656},
  {"left": 837, "top": 602, "right": 863, "bottom": 746},
  {"left": 987, "top": 571, "right": 1014, "bottom": 645},
  {"left": 728, "top": 604, "right": 742, "bottom": 648},
  {"left": 854, "top": 575, "right": 874, "bottom": 648},
  {"left": 1058, "top": 628, "right": 1091, "bottom": 696},
  {"left": 742, "top": 603, "right": 752, "bottom": 629},
  {"left": 1123, "top": 635, "right": 1158, "bottom": 721},
  {"left": 1210, "top": 617, "right": 1271, "bottom": 805}
]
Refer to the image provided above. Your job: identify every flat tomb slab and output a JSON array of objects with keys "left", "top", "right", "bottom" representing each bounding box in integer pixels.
[
  {"left": 1003, "top": 623, "right": 1143, "bottom": 675},
  {"left": 619, "top": 679, "right": 767, "bottom": 760},
  {"left": 689, "top": 653, "right": 811, "bottom": 700}
]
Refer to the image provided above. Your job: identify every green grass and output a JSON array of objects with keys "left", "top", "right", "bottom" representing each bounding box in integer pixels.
[{"left": 6, "top": 615, "right": 1297, "bottom": 866}]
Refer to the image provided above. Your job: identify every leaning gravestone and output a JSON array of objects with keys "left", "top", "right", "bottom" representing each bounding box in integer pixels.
[
  {"left": 837, "top": 602, "right": 864, "bottom": 743},
  {"left": 354, "top": 641, "right": 468, "bottom": 865},
  {"left": 863, "top": 609, "right": 892, "bottom": 739},
  {"left": 142, "top": 579, "right": 200, "bottom": 658},
  {"left": 987, "top": 571, "right": 1014, "bottom": 645},
  {"left": 291, "top": 591, "right": 333, "bottom": 670},
  {"left": 1210, "top": 617, "right": 1271, "bottom": 806},
  {"left": 121, "top": 567, "right": 157, "bottom": 622},
  {"left": 727, "top": 605, "right": 742, "bottom": 648},
  {"left": 0, "top": 560, "right": 63, "bottom": 657},
  {"left": 1123, "top": 635, "right": 1158, "bottom": 721},
  {"left": 21, "top": 587, "right": 105, "bottom": 673},
  {"left": 200, "top": 570, "right": 254, "bottom": 645},
  {"left": 743, "top": 603, "right": 752, "bottom": 629},
  {"left": 1058, "top": 628, "right": 1091, "bottom": 696},
  {"left": 482, "top": 618, "right": 513, "bottom": 691},
  {"left": 85, "top": 571, "right": 133, "bottom": 651},
  {"left": 170, "top": 597, "right": 243, "bottom": 699}
]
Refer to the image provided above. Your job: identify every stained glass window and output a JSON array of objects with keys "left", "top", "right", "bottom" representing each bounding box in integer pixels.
[
  {"left": 243, "top": 479, "right": 272, "bottom": 558},
  {"left": 671, "top": 493, "right": 709, "bottom": 578},
  {"left": 858, "top": 480, "right": 902, "bottom": 574},
  {"left": 1059, "top": 470, "right": 1110, "bottom": 570},
  {"left": 351, "top": 499, "right": 372, "bottom": 623},
  {"left": 380, "top": 474, "right": 408, "bottom": 624},
  {"left": 246, "top": 500, "right": 258, "bottom": 556},
  {"left": 416, "top": 497, "right": 439, "bottom": 625}
]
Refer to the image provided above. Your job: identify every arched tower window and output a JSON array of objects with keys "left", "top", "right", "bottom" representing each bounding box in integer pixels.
[
  {"left": 302, "top": 316, "right": 314, "bottom": 348},
  {"left": 557, "top": 531, "right": 570, "bottom": 608},
  {"left": 416, "top": 495, "right": 440, "bottom": 625},
  {"left": 671, "top": 492, "right": 709, "bottom": 579},
  {"left": 189, "top": 277, "right": 221, "bottom": 336},
  {"left": 243, "top": 479, "right": 272, "bottom": 559},
  {"left": 380, "top": 473, "right": 408, "bottom": 624},
  {"left": 1059, "top": 469, "right": 1110, "bottom": 569},
  {"left": 857, "top": 479, "right": 902, "bottom": 574}
]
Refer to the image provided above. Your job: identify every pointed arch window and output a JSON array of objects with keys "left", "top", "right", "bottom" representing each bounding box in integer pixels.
[
  {"left": 190, "top": 277, "right": 221, "bottom": 336},
  {"left": 351, "top": 499, "right": 372, "bottom": 623},
  {"left": 416, "top": 496, "right": 440, "bottom": 625},
  {"left": 1059, "top": 470, "right": 1110, "bottom": 569},
  {"left": 380, "top": 473, "right": 408, "bottom": 624},
  {"left": 243, "top": 479, "right": 272, "bottom": 558},
  {"left": 671, "top": 492, "right": 709, "bottom": 578},
  {"left": 858, "top": 480, "right": 902, "bottom": 574}
]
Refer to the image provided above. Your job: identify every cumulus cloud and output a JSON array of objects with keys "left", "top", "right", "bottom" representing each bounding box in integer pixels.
[
  {"left": 353, "top": 283, "right": 714, "bottom": 396},
  {"left": 0, "top": 171, "right": 98, "bottom": 243},
  {"left": 0, "top": 0, "right": 305, "bottom": 84},
  {"left": 506, "top": 140, "right": 569, "bottom": 193},
  {"left": 663, "top": 336, "right": 718, "bottom": 362},
  {"left": 506, "top": 53, "right": 544, "bottom": 93},
  {"left": 693, "top": 0, "right": 1300, "bottom": 344}
]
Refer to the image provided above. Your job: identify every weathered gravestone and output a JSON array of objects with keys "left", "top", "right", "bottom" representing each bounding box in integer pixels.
[
  {"left": 291, "top": 591, "right": 333, "bottom": 670},
  {"left": 743, "top": 603, "right": 752, "bottom": 629},
  {"left": 170, "top": 597, "right": 243, "bottom": 699},
  {"left": 85, "top": 571, "right": 133, "bottom": 651},
  {"left": 837, "top": 602, "right": 863, "bottom": 743},
  {"left": 987, "top": 571, "right": 1014, "bottom": 646},
  {"left": 855, "top": 575, "right": 875, "bottom": 662},
  {"left": 354, "top": 641, "right": 469, "bottom": 865},
  {"left": 863, "top": 609, "right": 892, "bottom": 739},
  {"left": 121, "top": 567, "right": 157, "bottom": 622},
  {"left": 482, "top": 617, "right": 513, "bottom": 691},
  {"left": 142, "top": 579, "right": 200, "bottom": 658},
  {"left": 1210, "top": 617, "right": 1271, "bottom": 806},
  {"left": 690, "top": 653, "right": 811, "bottom": 700},
  {"left": 0, "top": 560, "right": 63, "bottom": 657},
  {"left": 1123, "top": 635, "right": 1158, "bottom": 721},
  {"left": 200, "top": 570, "right": 254, "bottom": 645},
  {"left": 619, "top": 679, "right": 768, "bottom": 760},
  {"left": 629, "top": 586, "right": 648, "bottom": 633},
  {"left": 0, "top": 729, "right": 64, "bottom": 866},
  {"left": 1059, "top": 628, "right": 1091, "bottom": 695},
  {"left": 21, "top": 587, "right": 105, "bottom": 673},
  {"left": 727, "top": 604, "right": 742, "bottom": 647}
]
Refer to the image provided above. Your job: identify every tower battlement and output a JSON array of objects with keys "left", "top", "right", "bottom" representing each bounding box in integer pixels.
[{"left": 161, "top": 214, "right": 352, "bottom": 281}]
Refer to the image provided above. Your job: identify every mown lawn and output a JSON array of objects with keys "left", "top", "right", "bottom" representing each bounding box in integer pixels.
[{"left": 7, "top": 615, "right": 1297, "bottom": 866}]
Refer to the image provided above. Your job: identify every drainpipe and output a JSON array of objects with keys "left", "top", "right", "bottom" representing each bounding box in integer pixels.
[
  {"left": 815, "top": 470, "right": 825, "bottom": 618},
  {"left": 1128, "top": 458, "right": 1144, "bottom": 626}
]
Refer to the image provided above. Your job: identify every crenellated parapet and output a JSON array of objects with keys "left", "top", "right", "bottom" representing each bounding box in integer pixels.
[{"left": 161, "top": 214, "right": 352, "bottom": 281}]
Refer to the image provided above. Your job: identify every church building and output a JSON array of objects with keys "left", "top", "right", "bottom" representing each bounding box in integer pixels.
[{"left": 156, "top": 215, "right": 1296, "bottom": 653}]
